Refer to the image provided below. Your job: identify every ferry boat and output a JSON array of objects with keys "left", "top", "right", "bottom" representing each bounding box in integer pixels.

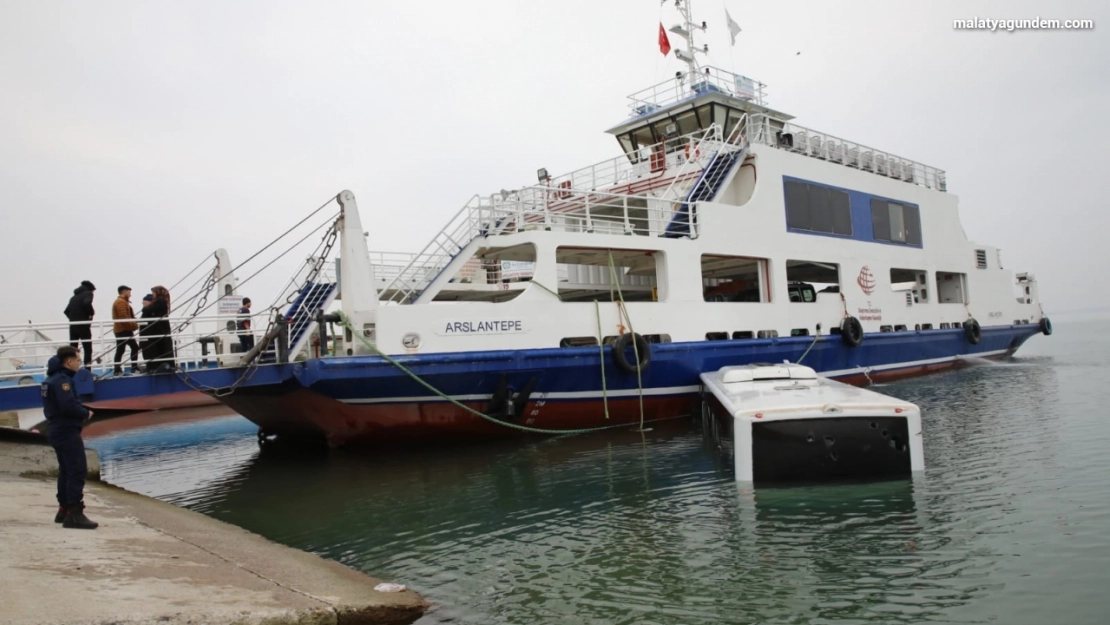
[{"left": 211, "top": 2, "right": 1052, "bottom": 447}]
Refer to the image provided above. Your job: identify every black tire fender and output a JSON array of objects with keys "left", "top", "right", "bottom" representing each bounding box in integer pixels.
[
  {"left": 612, "top": 332, "right": 651, "bottom": 374},
  {"left": 840, "top": 316, "right": 864, "bottom": 347},
  {"left": 1039, "top": 316, "right": 1052, "bottom": 336},
  {"left": 964, "top": 318, "right": 982, "bottom": 345}
]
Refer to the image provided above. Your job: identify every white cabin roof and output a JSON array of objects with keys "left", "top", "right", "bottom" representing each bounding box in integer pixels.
[{"left": 701, "top": 364, "right": 920, "bottom": 422}]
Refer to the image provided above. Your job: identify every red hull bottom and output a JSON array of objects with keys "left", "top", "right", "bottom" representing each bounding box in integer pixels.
[
  {"left": 86, "top": 391, "right": 218, "bottom": 413},
  {"left": 217, "top": 354, "right": 1007, "bottom": 448}
]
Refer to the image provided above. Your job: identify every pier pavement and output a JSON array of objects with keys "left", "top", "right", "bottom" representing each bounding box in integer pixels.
[{"left": 0, "top": 430, "right": 427, "bottom": 625}]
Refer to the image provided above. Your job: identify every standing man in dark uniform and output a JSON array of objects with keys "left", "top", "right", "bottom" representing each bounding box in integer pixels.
[
  {"left": 41, "top": 346, "right": 98, "bottom": 529},
  {"left": 237, "top": 297, "right": 254, "bottom": 353},
  {"left": 64, "top": 280, "right": 96, "bottom": 367}
]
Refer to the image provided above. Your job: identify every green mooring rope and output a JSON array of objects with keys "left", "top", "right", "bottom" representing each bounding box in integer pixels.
[
  {"left": 607, "top": 250, "right": 646, "bottom": 430},
  {"left": 336, "top": 311, "right": 634, "bottom": 436}
]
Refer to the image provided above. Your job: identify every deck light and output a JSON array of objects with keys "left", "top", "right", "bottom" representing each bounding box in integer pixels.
[{"left": 536, "top": 168, "right": 549, "bottom": 182}]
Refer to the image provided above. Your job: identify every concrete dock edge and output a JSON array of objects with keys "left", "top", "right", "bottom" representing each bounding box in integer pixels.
[{"left": 0, "top": 431, "right": 428, "bottom": 625}]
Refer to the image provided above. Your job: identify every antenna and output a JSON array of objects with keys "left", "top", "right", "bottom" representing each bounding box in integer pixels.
[{"left": 670, "top": 0, "right": 706, "bottom": 77}]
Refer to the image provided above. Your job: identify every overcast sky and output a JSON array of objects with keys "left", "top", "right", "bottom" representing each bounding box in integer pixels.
[{"left": 1, "top": 0, "right": 1106, "bottom": 327}]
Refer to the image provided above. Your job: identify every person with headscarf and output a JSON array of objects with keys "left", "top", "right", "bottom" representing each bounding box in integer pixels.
[{"left": 144, "top": 286, "right": 176, "bottom": 372}]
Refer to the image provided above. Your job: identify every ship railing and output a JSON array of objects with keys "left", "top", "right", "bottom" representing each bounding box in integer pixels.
[
  {"left": 746, "top": 114, "right": 948, "bottom": 191},
  {"left": 0, "top": 313, "right": 270, "bottom": 382},
  {"left": 378, "top": 133, "right": 728, "bottom": 303},
  {"left": 379, "top": 194, "right": 498, "bottom": 304},
  {"left": 626, "top": 66, "right": 768, "bottom": 115},
  {"left": 475, "top": 185, "right": 691, "bottom": 239},
  {"left": 542, "top": 127, "right": 717, "bottom": 194}
]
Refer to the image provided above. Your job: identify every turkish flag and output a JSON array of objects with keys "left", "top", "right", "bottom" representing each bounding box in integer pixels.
[{"left": 658, "top": 22, "right": 671, "bottom": 56}]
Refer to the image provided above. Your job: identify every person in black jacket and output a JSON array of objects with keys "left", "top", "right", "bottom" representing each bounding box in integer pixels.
[
  {"left": 145, "top": 285, "right": 176, "bottom": 372},
  {"left": 42, "top": 346, "right": 98, "bottom": 529},
  {"left": 63, "top": 280, "right": 96, "bottom": 367}
]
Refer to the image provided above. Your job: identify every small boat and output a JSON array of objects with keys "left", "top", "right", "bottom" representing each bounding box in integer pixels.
[{"left": 701, "top": 363, "right": 924, "bottom": 483}]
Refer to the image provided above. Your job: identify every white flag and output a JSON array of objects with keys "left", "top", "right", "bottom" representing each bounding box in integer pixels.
[{"left": 726, "top": 9, "right": 742, "bottom": 46}]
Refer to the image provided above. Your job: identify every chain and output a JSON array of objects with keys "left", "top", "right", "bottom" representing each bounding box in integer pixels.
[{"left": 173, "top": 267, "right": 218, "bottom": 334}]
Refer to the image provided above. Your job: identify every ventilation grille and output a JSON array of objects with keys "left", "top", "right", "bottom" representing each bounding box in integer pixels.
[{"left": 975, "top": 249, "right": 988, "bottom": 269}]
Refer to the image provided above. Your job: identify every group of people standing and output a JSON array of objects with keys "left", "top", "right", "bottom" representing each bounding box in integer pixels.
[{"left": 62, "top": 281, "right": 176, "bottom": 375}]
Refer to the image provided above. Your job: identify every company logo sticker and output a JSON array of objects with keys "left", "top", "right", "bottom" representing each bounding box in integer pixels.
[{"left": 857, "top": 266, "right": 876, "bottom": 295}]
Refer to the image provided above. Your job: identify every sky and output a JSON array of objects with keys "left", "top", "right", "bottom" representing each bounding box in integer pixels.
[{"left": 1, "top": 0, "right": 1106, "bottom": 327}]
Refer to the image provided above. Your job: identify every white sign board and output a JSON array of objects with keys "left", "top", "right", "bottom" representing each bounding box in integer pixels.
[{"left": 217, "top": 295, "right": 242, "bottom": 316}]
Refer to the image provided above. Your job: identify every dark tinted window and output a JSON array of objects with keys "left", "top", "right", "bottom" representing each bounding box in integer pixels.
[
  {"left": 830, "top": 190, "right": 852, "bottom": 235},
  {"left": 871, "top": 198, "right": 891, "bottom": 240},
  {"left": 904, "top": 204, "right": 922, "bottom": 245},
  {"left": 784, "top": 180, "right": 851, "bottom": 236},
  {"left": 871, "top": 198, "right": 921, "bottom": 246},
  {"left": 785, "top": 180, "right": 809, "bottom": 230}
]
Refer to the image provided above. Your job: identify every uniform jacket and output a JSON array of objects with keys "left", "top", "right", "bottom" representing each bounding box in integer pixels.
[
  {"left": 112, "top": 296, "right": 139, "bottom": 333},
  {"left": 237, "top": 306, "right": 251, "bottom": 334},
  {"left": 41, "top": 356, "right": 89, "bottom": 427}
]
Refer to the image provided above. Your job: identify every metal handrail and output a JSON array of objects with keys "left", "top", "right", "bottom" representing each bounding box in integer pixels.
[
  {"left": 0, "top": 312, "right": 258, "bottom": 379},
  {"left": 746, "top": 114, "right": 947, "bottom": 191}
]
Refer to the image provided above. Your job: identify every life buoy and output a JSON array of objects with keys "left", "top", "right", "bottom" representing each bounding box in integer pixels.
[
  {"left": 1039, "top": 316, "right": 1052, "bottom": 336},
  {"left": 612, "top": 332, "right": 651, "bottom": 374},
  {"left": 964, "top": 318, "right": 981, "bottom": 344},
  {"left": 684, "top": 144, "right": 700, "bottom": 160},
  {"left": 840, "top": 316, "right": 863, "bottom": 347}
]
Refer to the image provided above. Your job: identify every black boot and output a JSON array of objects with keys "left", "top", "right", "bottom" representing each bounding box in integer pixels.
[
  {"left": 54, "top": 506, "right": 65, "bottom": 523},
  {"left": 62, "top": 502, "right": 98, "bottom": 530}
]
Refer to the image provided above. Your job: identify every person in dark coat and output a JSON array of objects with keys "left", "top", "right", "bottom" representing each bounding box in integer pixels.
[
  {"left": 237, "top": 297, "right": 254, "bottom": 353},
  {"left": 145, "top": 285, "right": 176, "bottom": 371},
  {"left": 42, "top": 346, "right": 98, "bottom": 529},
  {"left": 63, "top": 280, "right": 96, "bottom": 367},
  {"left": 138, "top": 293, "right": 154, "bottom": 366}
]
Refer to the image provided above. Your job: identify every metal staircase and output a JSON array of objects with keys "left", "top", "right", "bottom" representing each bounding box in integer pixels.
[
  {"left": 664, "top": 144, "right": 747, "bottom": 238},
  {"left": 261, "top": 280, "right": 338, "bottom": 362}
]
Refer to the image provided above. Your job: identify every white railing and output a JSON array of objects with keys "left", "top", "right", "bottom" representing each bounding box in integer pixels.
[
  {"left": 0, "top": 313, "right": 266, "bottom": 382},
  {"left": 626, "top": 66, "right": 767, "bottom": 115},
  {"left": 542, "top": 128, "right": 710, "bottom": 193},
  {"left": 747, "top": 114, "right": 947, "bottom": 191}
]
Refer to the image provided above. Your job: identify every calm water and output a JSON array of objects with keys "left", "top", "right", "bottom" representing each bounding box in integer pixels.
[{"left": 92, "top": 318, "right": 1110, "bottom": 624}]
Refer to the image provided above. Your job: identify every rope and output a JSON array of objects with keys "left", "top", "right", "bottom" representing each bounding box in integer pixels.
[
  {"left": 607, "top": 250, "right": 646, "bottom": 430},
  {"left": 595, "top": 300, "right": 610, "bottom": 420},
  {"left": 528, "top": 279, "right": 562, "bottom": 300},
  {"left": 336, "top": 311, "right": 635, "bottom": 436},
  {"left": 795, "top": 332, "right": 821, "bottom": 364}
]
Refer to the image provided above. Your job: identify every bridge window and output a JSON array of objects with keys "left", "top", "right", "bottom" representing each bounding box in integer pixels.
[
  {"left": 701, "top": 255, "right": 769, "bottom": 302},
  {"left": 784, "top": 179, "right": 852, "bottom": 236},
  {"left": 871, "top": 198, "right": 922, "bottom": 245}
]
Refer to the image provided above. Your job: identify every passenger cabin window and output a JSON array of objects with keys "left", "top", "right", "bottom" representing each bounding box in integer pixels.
[
  {"left": 432, "top": 243, "right": 536, "bottom": 303},
  {"left": 785, "top": 260, "right": 841, "bottom": 302},
  {"left": 871, "top": 198, "right": 922, "bottom": 245},
  {"left": 557, "top": 247, "right": 661, "bottom": 302},
  {"left": 890, "top": 268, "right": 929, "bottom": 303},
  {"left": 701, "top": 255, "right": 769, "bottom": 302},
  {"left": 936, "top": 271, "right": 968, "bottom": 304},
  {"left": 784, "top": 179, "right": 852, "bottom": 236}
]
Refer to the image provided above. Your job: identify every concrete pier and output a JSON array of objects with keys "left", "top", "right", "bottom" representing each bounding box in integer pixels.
[{"left": 0, "top": 432, "right": 428, "bottom": 625}]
